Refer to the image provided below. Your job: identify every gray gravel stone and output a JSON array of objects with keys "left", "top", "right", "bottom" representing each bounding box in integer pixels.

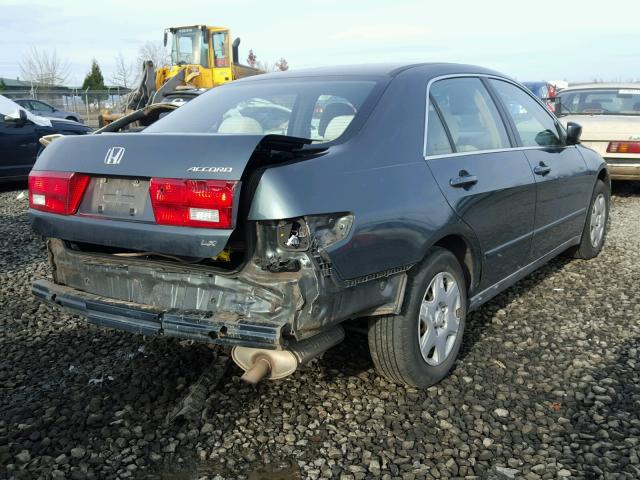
[{"left": 1, "top": 181, "right": 640, "bottom": 479}]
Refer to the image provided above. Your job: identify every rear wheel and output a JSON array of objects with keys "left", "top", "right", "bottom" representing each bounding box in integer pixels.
[
  {"left": 572, "top": 179, "right": 610, "bottom": 259},
  {"left": 368, "top": 248, "right": 467, "bottom": 387}
]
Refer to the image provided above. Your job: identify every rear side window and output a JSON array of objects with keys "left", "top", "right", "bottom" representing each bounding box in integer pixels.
[
  {"left": 490, "top": 80, "right": 561, "bottom": 147},
  {"left": 430, "top": 78, "right": 510, "bottom": 153},
  {"left": 425, "top": 102, "right": 453, "bottom": 156}
]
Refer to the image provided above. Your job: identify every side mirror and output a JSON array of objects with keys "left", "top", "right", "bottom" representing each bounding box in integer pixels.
[
  {"left": 566, "top": 121, "right": 582, "bottom": 145},
  {"left": 163, "top": 31, "right": 168, "bottom": 47},
  {"left": 3, "top": 109, "right": 28, "bottom": 126}
]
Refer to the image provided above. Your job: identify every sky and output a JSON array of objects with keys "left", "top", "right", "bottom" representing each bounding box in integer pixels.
[{"left": 1, "top": 0, "right": 639, "bottom": 86}]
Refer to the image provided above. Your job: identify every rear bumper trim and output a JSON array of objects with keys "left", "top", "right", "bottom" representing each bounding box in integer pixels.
[
  {"left": 30, "top": 209, "right": 231, "bottom": 258},
  {"left": 33, "top": 279, "right": 281, "bottom": 348}
]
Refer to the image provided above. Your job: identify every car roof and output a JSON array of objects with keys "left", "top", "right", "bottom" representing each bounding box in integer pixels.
[
  {"left": 560, "top": 83, "right": 640, "bottom": 92},
  {"left": 234, "top": 62, "right": 507, "bottom": 83},
  {"left": 15, "top": 98, "right": 49, "bottom": 103}
]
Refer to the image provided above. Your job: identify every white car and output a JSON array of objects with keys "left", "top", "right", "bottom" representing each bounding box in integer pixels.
[{"left": 555, "top": 83, "right": 640, "bottom": 180}]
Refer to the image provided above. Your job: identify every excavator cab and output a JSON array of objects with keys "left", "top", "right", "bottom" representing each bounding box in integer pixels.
[
  {"left": 158, "top": 25, "right": 246, "bottom": 91},
  {"left": 99, "top": 24, "right": 262, "bottom": 127}
]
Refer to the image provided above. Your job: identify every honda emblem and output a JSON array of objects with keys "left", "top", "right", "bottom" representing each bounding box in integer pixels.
[{"left": 104, "top": 147, "right": 125, "bottom": 165}]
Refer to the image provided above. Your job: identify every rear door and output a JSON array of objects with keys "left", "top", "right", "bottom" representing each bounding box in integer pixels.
[
  {"left": 425, "top": 77, "right": 537, "bottom": 290},
  {"left": 488, "top": 79, "right": 592, "bottom": 258}
]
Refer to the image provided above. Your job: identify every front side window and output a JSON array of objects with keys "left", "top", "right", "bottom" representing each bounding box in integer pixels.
[
  {"left": 490, "top": 79, "right": 561, "bottom": 147},
  {"left": 146, "top": 79, "right": 379, "bottom": 145},
  {"left": 430, "top": 77, "right": 510, "bottom": 152},
  {"left": 32, "top": 100, "right": 54, "bottom": 112}
]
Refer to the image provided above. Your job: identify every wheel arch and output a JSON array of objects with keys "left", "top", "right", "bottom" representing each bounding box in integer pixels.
[
  {"left": 597, "top": 166, "right": 610, "bottom": 187},
  {"left": 427, "top": 228, "right": 482, "bottom": 295}
]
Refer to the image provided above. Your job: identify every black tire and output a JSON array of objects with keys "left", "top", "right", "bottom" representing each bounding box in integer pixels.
[
  {"left": 368, "top": 247, "right": 467, "bottom": 387},
  {"left": 572, "top": 179, "right": 610, "bottom": 259}
]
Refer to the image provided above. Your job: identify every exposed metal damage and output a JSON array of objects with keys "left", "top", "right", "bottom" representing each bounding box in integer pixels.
[{"left": 34, "top": 216, "right": 408, "bottom": 379}]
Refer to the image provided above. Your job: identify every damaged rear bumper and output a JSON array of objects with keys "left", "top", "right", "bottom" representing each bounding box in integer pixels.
[
  {"left": 33, "top": 279, "right": 283, "bottom": 348},
  {"left": 38, "top": 238, "right": 304, "bottom": 348},
  {"left": 35, "top": 227, "right": 408, "bottom": 349}
]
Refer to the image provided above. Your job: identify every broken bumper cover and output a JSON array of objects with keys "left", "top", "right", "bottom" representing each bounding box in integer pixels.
[{"left": 32, "top": 279, "right": 283, "bottom": 348}]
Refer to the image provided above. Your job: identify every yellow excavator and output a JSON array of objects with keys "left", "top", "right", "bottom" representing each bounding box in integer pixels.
[{"left": 100, "top": 25, "right": 263, "bottom": 126}]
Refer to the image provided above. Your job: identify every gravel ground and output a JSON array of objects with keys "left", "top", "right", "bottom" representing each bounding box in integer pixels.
[{"left": 1, "top": 181, "right": 639, "bottom": 480}]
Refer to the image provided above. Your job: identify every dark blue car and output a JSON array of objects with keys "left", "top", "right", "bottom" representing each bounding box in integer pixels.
[
  {"left": 0, "top": 96, "right": 91, "bottom": 182},
  {"left": 28, "top": 64, "right": 609, "bottom": 387}
]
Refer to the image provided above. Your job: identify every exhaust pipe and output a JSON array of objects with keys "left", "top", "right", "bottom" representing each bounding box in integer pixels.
[{"left": 232, "top": 325, "right": 345, "bottom": 384}]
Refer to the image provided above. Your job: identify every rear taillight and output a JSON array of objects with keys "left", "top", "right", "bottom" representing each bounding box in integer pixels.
[
  {"left": 607, "top": 141, "right": 640, "bottom": 154},
  {"left": 28, "top": 170, "right": 90, "bottom": 215},
  {"left": 149, "top": 178, "right": 237, "bottom": 229}
]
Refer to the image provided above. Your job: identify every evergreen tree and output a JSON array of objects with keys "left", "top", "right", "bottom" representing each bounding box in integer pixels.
[{"left": 82, "top": 59, "right": 107, "bottom": 102}]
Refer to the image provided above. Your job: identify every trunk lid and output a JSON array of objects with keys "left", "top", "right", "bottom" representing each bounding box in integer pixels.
[
  {"left": 35, "top": 132, "right": 266, "bottom": 180},
  {"left": 559, "top": 115, "right": 640, "bottom": 141}
]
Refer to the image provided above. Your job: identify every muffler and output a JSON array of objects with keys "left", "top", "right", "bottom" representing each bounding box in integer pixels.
[{"left": 232, "top": 325, "right": 345, "bottom": 384}]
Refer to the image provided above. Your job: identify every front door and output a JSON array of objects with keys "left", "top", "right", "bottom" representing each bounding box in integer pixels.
[
  {"left": 425, "top": 77, "right": 537, "bottom": 290},
  {"left": 488, "top": 79, "right": 593, "bottom": 258}
]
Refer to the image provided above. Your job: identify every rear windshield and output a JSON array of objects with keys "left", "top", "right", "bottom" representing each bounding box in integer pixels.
[
  {"left": 146, "top": 78, "right": 381, "bottom": 144},
  {"left": 556, "top": 88, "right": 640, "bottom": 116}
]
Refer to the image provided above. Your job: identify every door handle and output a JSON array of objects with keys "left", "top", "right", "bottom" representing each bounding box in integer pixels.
[
  {"left": 533, "top": 163, "right": 551, "bottom": 176},
  {"left": 449, "top": 170, "right": 478, "bottom": 188}
]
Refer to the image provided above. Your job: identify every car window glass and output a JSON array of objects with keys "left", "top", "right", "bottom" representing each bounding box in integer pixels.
[
  {"left": 33, "top": 100, "right": 53, "bottom": 111},
  {"left": 557, "top": 89, "right": 640, "bottom": 115},
  {"left": 490, "top": 80, "right": 561, "bottom": 147},
  {"left": 310, "top": 95, "right": 356, "bottom": 142},
  {"left": 425, "top": 102, "right": 452, "bottom": 156},
  {"left": 430, "top": 78, "right": 510, "bottom": 152},
  {"left": 148, "top": 80, "right": 378, "bottom": 145},
  {"left": 219, "top": 95, "right": 295, "bottom": 136}
]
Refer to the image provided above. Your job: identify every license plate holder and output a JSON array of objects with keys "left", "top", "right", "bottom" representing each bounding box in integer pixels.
[{"left": 78, "top": 177, "right": 153, "bottom": 221}]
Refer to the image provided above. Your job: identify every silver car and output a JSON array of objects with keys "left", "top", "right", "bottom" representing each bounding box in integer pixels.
[
  {"left": 555, "top": 83, "right": 640, "bottom": 180},
  {"left": 14, "top": 98, "right": 83, "bottom": 123}
]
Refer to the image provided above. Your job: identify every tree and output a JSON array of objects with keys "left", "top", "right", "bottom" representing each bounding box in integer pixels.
[
  {"left": 247, "top": 50, "right": 289, "bottom": 72},
  {"left": 111, "top": 52, "right": 135, "bottom": 89},
  {"left": 256, "top": 60, "right": 273, "bottom": 72},
  {"left": 82, "top": 59, "right": 106, "bottom": 90},
  {"left": 246, "top": 49, "right": 257, "bottom": 68},
  {"left": 137, "top": 42, "right": 169, "bottom": 69},
  {"left": 275, "top": 58, "right": 289, "bottom": 71},
  {"left": 82, "top": 59, "right": 107, "bottom": 103},
  {"left": 19, "top": 47, "right": 70, "bottom": 86}
]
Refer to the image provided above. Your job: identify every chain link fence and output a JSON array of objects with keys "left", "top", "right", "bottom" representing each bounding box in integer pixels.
[{"left": 3, "top": 87, "right": 132, "bottom": 128}]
